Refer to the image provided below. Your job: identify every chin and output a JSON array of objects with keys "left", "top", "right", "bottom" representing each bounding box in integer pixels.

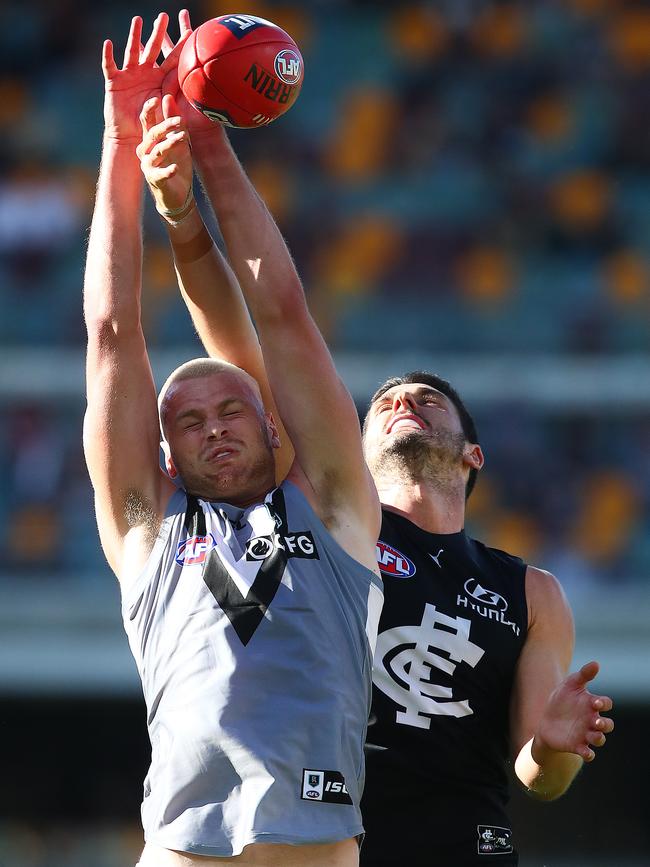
[{"left": 386, "top": 428, "right": 428, "bottom": 446}]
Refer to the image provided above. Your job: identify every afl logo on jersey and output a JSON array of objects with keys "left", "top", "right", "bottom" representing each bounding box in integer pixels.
[
  {"left": 376, "top": 541, "right": 416, "bottom": 578},
  {"left": 463, "top": 578, "right": 508, "bottom": 611},
  {"left": 176, "top": 534, "right": 217, "bottom": 566}
]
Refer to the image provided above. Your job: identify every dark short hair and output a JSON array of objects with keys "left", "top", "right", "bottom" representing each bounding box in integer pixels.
[{"left": 364, "top": 371, "right": 480, "bottom": 498}]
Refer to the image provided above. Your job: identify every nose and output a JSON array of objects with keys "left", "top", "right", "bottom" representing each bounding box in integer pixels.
[
  {"left": 392, "top": 390, "right": 417, "bottom": 413},
  {"left": 207, "top": 420, "right": 229, "bottom": 439}
]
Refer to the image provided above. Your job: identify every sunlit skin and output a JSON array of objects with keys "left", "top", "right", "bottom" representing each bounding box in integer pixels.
[
  {"left": 362, "top": 381, "right": 484, "bottom": 537},
  {"left": 162, "top": 371, "right": 280, "bottom": 507},
  {"left": 86, "top": 11, "right": 378, "bottom": 866},
  {"left": 363, "top": 382, "right": 483, "bottom": 477}
]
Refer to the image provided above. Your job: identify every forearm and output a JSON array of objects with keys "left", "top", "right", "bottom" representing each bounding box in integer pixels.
[
  {"left": 165, "top": 204, "right": 259, "bottom": 357},
  {"left": 515, "top": 736, "right": 583, "bottom": 801},
  {"left": 191, "top": 129, "right": 304, "bottom": 326},
  {"left": 188, "top": 129, "right": 363, "bottom": 492},
  {"left": 84, "top": 139, "right": 144, "bottom": 327}
]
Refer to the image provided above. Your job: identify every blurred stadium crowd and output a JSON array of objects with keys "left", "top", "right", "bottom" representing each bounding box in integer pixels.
[{"left": 1, "top": 0, "right": 650, "bottom": 593}]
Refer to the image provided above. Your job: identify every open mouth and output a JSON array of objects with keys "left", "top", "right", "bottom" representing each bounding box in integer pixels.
[
  {"left": 387, "top": 414, "right": 426, "bottom": 434},
  {"left": 205, "top": 447, "right": 237, "bottom": 462}
]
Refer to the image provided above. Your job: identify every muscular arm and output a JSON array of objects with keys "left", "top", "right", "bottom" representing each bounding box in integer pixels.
[
  {"left": 138, "top": 96, "right": 294, "bottom": 483},
  {"left": 189, "top": 129, "right": 379, "bottom": 549},
  {"left": 170, "top": 213, "right": 295, "bottom": 483},
  {"left": 510, "top": 567, "right": 613, "bottom": 800},
  {"left": 83, "top": 17, "right": 178, "bottom": 577}
]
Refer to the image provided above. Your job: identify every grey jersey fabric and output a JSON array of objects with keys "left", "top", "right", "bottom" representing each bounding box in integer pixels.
[{"left": 121, "top": 480, "right": 383, "bottom": 857}]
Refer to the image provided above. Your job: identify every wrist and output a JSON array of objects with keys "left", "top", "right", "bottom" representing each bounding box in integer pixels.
[
  {"left": 189, "top": 124, "right": 230, "bottom": 160},
  {"left": 169, "top": 220, "right": 214, "bottom": 263},
  {"left": 530, "top": 733, "right": 556, "bottom": 766},
  {"left": 155, "top": 186, "right": 196, "bottom": 226},
  {"left": 102, "top": 130, "right": 142, "bottom": 148}
]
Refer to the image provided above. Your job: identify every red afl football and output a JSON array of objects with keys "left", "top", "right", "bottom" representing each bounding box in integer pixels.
[{"left": 178, "top": 14, "right": 304, "bottom": 129}]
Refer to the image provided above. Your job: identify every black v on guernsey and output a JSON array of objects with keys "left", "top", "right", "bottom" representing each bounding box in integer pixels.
[
  {"left": 361, "top": 509, "right": 527, "bottom": 867},
  {"left": 121, "top": 481, "right": 383, "bottom": 857}
]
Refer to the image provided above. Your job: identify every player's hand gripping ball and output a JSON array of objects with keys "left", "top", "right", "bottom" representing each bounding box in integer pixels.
[{"left": 178, "top": 13, "right": 303, "bottom": 129}]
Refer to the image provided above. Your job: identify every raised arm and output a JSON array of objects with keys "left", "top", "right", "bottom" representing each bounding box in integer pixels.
[
  {"left": 83, "top": 15, "right": 180, "bottom": 577},
  {"left": 510, "top": 567, "right": 614, "bottom": 800},
  {"left": 136, "top": 92, "right": 293, "bottom": 482},
  {"left": 186, "top": 122, "right": 380, "bottom": 559}
]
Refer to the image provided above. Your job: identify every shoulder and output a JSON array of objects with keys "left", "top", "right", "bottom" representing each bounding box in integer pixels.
[
  {"left": 478, "top": 539, "right": 525, "bottom": 567},
  {"left": 525, "top": 565, "right": 574, "bottom": 635},
  {"left": 287, "top": 461, "right": 380, "bottom": 539},
  {"left": 281, "top": 474, "right": 381, "bottom": 577},
  {"left": 469, "top": 536, "right": 527, "bottom": 578}
]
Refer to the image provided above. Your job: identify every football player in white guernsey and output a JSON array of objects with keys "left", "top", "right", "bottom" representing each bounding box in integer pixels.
[
  {"left": 84, "top": 12, "right": 381, "bottom": 867},
  {"left": 135, "top": 12, "right": 616, "bottom": 864}
]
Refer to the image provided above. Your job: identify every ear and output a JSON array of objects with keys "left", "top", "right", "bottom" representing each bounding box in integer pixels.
[
  {"left": 463, "top": 443, "right": 484, "bottom": 472},
  {"left": 266, "top": 412, "right": 281, "bottom": 450},
  {"left": 161, "top": 439, "right": 178, "bottom": 478}
]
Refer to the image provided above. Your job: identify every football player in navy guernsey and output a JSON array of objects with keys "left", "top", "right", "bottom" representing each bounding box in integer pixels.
[
  {"left": 84, "top": 12, "right": 382, "bottom": 867},
  {"left": 358, "top": 371, "right": 614, "bottom": 865},
  {"left": 135, "top": 14, "right": 613, "bottom": 865}
]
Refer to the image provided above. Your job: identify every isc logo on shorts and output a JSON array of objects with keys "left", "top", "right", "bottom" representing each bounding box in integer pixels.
[
  {"left": 301, "top": 769, "right": 353, "bottom": 805},
  {"left": 376, "top": 541, "right": 416, "bottom": 578}
]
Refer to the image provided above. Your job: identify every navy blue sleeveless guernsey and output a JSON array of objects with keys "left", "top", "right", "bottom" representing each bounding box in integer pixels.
[
  {"left": 121, "top": 480, "right": 383, "bottom": 858},
  {"left": 361, "top": 509, "right": 527, "bottom": 866}
]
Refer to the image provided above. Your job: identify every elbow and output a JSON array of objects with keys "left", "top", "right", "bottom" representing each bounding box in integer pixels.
[
  {"left": 516, "top": 766, "right": 574, "bottom": 802},
  {"left": 266, "top": 279, "right": 311, "bottom": 325},
  {"left": 524, "top": 783, "right": 568, "bottom": 802},
  {"left": 84, "top": 310, "right": 143, "bottom": 347},
  {"left": 84, "top": 294, "right": 142, "bottom": 339}
]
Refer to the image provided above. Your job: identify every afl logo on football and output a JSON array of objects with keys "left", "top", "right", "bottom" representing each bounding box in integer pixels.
[
  {"left": 274, "top": 49, "right": 302, "bottom": 85},
  {"left": 463, "top": 578, "right": 508, "bottom": 611},
  {"left": 246, "top": 536, "right": 275, "bottom": 560},
  {"left": 376, "top": 541, "right": 416, "bottom": 578}
]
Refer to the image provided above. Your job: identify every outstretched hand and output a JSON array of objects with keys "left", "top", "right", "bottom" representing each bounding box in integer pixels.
[
  {"left": 160, "top": 8, "right": 223, "bottom": 140},
  {"left": 137, "top": 94, "right": 193, "bottom": 217},
  {"left": 102, "top": 12, "right": 190, "bottom": 143},
  {"left": 533, "top": 661, "right": 614, "bottom": 763}
]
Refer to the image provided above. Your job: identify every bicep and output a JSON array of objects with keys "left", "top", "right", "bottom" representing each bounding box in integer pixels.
[
  {"left": 261, "top": 312, "right": 376, "bottom": 521},
  {"left": 509, "top": 568, "right": 575, "bottom": 758}
]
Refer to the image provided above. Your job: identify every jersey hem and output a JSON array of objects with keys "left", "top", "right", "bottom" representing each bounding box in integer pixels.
[{"left": 146, "top": 828, "right": 364, "bottom": 857}]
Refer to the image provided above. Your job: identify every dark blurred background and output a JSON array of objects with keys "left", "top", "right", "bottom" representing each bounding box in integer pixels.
[{"left": 0, "top": 1, "right": 649, "bottom": 864}]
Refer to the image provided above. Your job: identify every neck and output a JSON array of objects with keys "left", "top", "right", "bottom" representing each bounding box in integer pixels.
[
  {"left": 374, "top": 476, "right": 466, "bottom": 534},
  {"left": 182, "top": 477, "right": 277, "bottom": 509}
]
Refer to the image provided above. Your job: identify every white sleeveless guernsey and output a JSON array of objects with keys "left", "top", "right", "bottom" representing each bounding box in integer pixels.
[{"left": 121, "top": 480, "right": 383, "bottom": 857}]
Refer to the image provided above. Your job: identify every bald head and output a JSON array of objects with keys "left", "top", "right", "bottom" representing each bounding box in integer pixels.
[{"left": 158, "top": 358, "right": 263, "bottom": 439}]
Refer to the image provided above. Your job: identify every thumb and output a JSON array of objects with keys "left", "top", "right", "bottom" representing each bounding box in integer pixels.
[{"left": 574, "top": 660, "right": 600, "bottom": 687}]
